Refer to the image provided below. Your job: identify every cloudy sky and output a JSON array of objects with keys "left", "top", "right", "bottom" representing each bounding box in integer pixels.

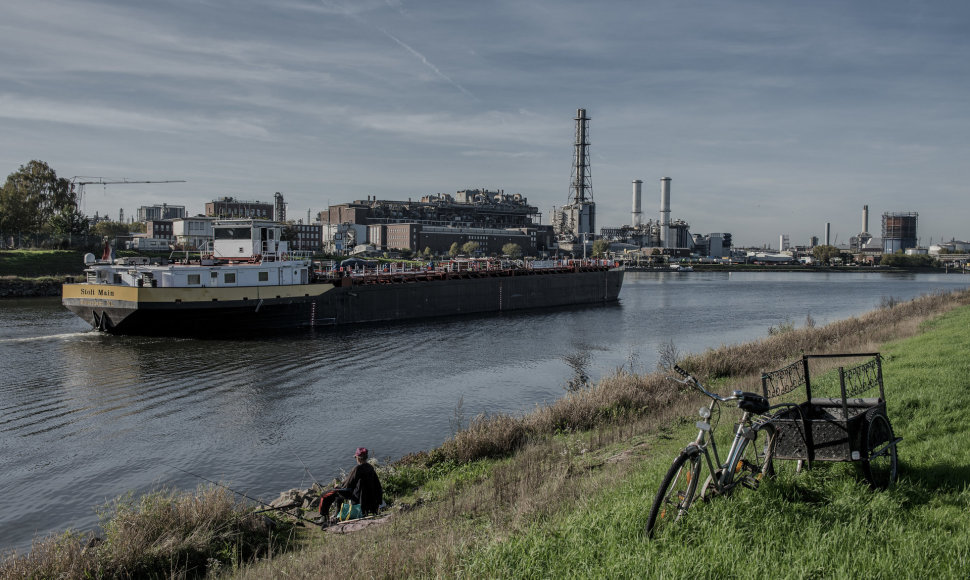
[{"left": 2, "top": 0, "right": 968, "bottom": 247}]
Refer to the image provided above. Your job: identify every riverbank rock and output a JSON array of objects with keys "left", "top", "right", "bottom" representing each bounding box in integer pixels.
[{"left": 270, "top": 486, "right": 323, "bottom": 511}]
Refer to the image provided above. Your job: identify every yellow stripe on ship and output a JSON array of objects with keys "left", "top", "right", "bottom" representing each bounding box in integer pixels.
[{"left": 62, "top": 283, "right": 335, "bottom": 304}]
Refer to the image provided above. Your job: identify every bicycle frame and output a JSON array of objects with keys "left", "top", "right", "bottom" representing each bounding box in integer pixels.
[
  {"left": 673, "top": 364, "right": 775, "bottom": 490},
  {"left": 690, "top": 394, "right": 764, "bottom": 496}
]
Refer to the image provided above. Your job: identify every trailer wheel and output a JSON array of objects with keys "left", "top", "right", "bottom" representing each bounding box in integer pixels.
[
  {"left": 861, "top": 410, "right": 898, "bottom": 490},
  {"left": 764, "top": 423, "right": 809, "bottom": 479}
]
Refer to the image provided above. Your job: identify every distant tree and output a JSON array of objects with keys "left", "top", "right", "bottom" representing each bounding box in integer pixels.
[
  {"left": 592, "top": 239, "right": 610, "bottom": 258},
  {"left": 461, "top": 241, "right": 479, "bottom": 255},
  {"left": 423, "top": 246, "right": 433, "bottom": 258},
  {"left": 880, "top": 253, "right": 938, "bottom": 268},
  {"left": 91, "top": 220, "right": 132, "bottom": 238},
  {"left": 812, "top": 245, "right": 840, "bottom": 265},
  {"left": 449, "top": 242, "right": 460, "bottom": 257},
  {"left": 129, "top": 222, "right": 146, "bottom": 234},
  {"left": 49, "top": 206, "right": 89, "bottom": 236},
  {"left": 502, "top": 243, "right": 522, "bottom": 259},
  {"left": 0, "top": 160, "right": 75, "bottom": 235}
]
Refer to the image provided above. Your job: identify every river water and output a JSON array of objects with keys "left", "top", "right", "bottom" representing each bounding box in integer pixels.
[{"left": 1, "top": 271, "right": 968, "bottom": 551}]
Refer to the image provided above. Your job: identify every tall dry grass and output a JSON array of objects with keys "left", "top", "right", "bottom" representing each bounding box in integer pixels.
[
  {"left": 0, "top": 485, "right": 287, "bottom": 579},
  {"left": 434, "top": 289, "right": 970, "bottom": 465}
]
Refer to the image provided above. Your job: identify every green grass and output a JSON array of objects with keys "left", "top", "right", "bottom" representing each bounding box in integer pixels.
[
  {"left": 457, "top": 308, "right": 970, "bottom": 578},
  {"left": 0, "top": 250, "right": 86, "bottom": 277}
]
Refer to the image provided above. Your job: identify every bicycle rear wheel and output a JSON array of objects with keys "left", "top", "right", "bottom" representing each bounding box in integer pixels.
[{"left": 645, "top": 450, "right": 702, "bottom": 538}]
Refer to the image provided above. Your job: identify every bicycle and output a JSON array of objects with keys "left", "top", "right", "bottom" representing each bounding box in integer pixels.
[{"left": 645, "top": 365, "right": 778, "bottom": 538}]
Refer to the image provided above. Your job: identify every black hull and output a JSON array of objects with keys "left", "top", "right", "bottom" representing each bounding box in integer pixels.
[{"left": 64, "top": 267, "right": 624, "bottom": 337}]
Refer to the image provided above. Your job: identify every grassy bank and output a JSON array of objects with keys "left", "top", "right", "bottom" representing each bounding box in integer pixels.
[
  {"left": 0, "top": 250, "right": 86, "bottom": 278},
  {"left": 3, "top": 289, "right": 969, "bottom": 578},
  {"left": 459, "top": 307, "right": 970, "bottom": 578}
]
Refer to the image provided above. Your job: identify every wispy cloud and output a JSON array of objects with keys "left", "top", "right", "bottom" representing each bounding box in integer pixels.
[
  {"left": 0, "top": 94, "right": 272, "bottom": 139},
  {"left": 375, "top": 27, "right": 475, "bottom": 98}
]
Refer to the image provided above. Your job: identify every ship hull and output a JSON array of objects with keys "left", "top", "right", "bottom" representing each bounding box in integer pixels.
[{"left": 63, "top": 267, "right": 624, "bottom": 336}]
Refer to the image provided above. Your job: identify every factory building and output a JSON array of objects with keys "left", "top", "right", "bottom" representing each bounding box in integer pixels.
[
  {"left": 137, "top": 204, "right": 186, "bottom": 222},
  {"left": 600, "top": 175, "right": 731, "bottom": 258},
  {"left": 205, "top": 197, "right": 274, "bottom": 219},
  {"left": 322, "top": 189, "right": 554, "bottom": 255},
  {"left": 290, "top": 222, "right": 322, "bottom": 253}
]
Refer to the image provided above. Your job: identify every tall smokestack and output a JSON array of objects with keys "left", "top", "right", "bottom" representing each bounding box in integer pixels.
[
  {"left": 632, "top": 180, "right": 642, "bottom": 226},
  {"left": 825, "top": 222, "right": 831, "bottom": 246},
  {"left": 862, "top": 205, "right": 869, "bottom": 234},
  {"left": 660, "top": 177, "right": 671, "bottom": 248}
]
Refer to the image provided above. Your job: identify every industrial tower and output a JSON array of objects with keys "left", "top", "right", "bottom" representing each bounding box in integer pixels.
[
  {"left": 274, "top": 191, "right": 286, "bottom": 222},
  {"left": 555, "top": 108, "right": 596, "bottom": 245}
]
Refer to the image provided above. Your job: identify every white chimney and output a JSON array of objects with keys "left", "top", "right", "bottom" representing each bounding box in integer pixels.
[
  {"left": 660, "top": 177, "right": 671, "bottom": 248},
  {"left": 632, "top": 180, "right": 643, "bottom": 226}
]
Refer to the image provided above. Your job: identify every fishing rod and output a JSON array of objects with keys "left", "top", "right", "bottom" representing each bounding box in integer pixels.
[
  {"left": 294, "top": 452, "right": 321, "bottom": 487},
  {"left": 162, "top": 462, "right": 325, "bottom": 527}
]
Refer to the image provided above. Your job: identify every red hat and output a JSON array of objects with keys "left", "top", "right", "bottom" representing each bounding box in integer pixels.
[{"left": 355, "top": 447, "right": 368, "bottom": 457}]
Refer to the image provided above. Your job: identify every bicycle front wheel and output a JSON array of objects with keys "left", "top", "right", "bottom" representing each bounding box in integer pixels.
[{"left": 645, "top": 450, "right": 702, "bottom": 538}]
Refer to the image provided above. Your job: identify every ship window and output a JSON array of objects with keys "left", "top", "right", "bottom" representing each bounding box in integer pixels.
[
  {"left": 188, "top": 274, "right": 201, "bottom": 285},
  {"left": 113, "top": 273, "right": 122, "bottom": 284},
  {"left": 215, "top": 227, "right": 252, "bottom": 240},
  {"left": 224, "top": 273, "right": 236, "bottom": 284},
  {"left": 258, "top": 271, "right": 269, "bottom": 282}
]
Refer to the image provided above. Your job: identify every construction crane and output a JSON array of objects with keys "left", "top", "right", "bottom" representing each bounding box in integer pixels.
[{"left": 69, "top": 176, "right": 186, "bottom": 207}]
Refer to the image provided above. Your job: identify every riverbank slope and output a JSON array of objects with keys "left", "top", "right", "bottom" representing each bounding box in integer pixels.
[
  {"left": 3, "top": 289, "right": 969, "bottom": 578},
  {"left": 239, "top": 292, "right": 970, "bottom": 578}
]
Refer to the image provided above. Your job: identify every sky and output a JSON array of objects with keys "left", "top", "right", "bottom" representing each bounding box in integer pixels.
[{"left": 2, "top": 0, "right": 968, "bottom": 248}]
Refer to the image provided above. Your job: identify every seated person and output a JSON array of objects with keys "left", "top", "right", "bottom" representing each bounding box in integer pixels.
[{"left": 318, "top": 447, "right": 383, "bottom": 521}]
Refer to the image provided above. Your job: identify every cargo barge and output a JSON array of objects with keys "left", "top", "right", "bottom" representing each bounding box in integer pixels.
[{"left": 63, "top": 220, "right": 624, "bottom": 336}]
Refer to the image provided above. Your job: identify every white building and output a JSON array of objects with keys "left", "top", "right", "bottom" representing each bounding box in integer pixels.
[{"left": 172, "top": 217, "right": 215, "bottom": 250}]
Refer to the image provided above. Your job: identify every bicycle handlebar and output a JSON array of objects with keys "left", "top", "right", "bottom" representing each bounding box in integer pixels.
[{"left": 672, "top": 365, "right": 738, "bottom": 403}]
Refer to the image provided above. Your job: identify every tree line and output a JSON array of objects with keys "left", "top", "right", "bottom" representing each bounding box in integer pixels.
[{"left": 0, "top": 160, "right": 146, "bottom": 248}]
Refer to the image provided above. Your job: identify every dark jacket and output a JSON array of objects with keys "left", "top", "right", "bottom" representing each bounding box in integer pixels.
[{"left": 341, "top": 461, "right": 383, "bottom": 514}]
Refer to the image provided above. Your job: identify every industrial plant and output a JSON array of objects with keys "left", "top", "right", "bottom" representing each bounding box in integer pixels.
[{"left": 102, "top": 108, "right": 965, "bottom": 268}]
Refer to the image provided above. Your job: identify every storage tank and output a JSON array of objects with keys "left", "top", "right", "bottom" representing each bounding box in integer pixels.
[{"left": 881, "top": 212, "right": 918, "bottom": 253}]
